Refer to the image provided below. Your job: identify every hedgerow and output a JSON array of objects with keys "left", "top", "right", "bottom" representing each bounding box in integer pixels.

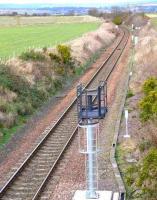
[{"left": 112, "top": 16, "right": 122, "bottom": 25}]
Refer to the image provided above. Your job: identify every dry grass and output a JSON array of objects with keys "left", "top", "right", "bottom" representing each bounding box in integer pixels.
[
  {"left": 144, "top": 120, "right": 157, "bottom": 146},
  {"left": 0, "top": 86, "right": 17, "bottom": 102},
  {"left": 70, "top": 22, "right": 117, "bottom": 64},
  {"left": 0, "top": 15, "right": 103, "bottom": 27},
  {"left": 128, "top": 23, "right": 157, "bottom": 146},
  {"left": 130, "top": 23, "right": 157, "bottom": 93},
  {"left": 6, "top": 57, "right": 55, "bottom": 85}
]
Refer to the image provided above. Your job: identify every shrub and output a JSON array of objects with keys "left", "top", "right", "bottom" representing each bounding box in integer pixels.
[
  {"left": 125, "top": 148, "right": 157, "bottom": 200},
  {"left": 4, "top": 113, "right": 17, "bottom": 128},
  {"left": 42, "top": 46, "right": 47, "bottom": 53},
  {"left": 49, "top": 53, "right": 61, "bottom": 63},
  {"left": 0, "top": 66, "right": 31, "bottom": 96},
  {"left": 142, "top": 77, "right": 157, "bottom": 95},
  {"left": 127, "top": 89, "right": 134, "bottom": 98},
  {"left": 53, "top": 79, "right": 63, "bottom": 90},
  {"left": 139, "top": 89, "right": 157, "bottom": 122},
  {"left": 1, "top": 103, "right": 17, "bottom": 114},
  {"left": 49, "top": 44, "right": 75, "bottom": 76},
  {"left": 139, "top": 140, "right": 152, "bottom": 152},
  {"left": 16, "top": 102, "right": 34, "bottom": 116},
  {"left": 19, "top": 50, "right": 46, "bottom": 61},
  {"left": 136, "top": 148, "right": 157, "bottom": 199},
  {"left": 112, "top": 16, "right": 122, "bottom": 25},
  {"left": 54, "top": 65, "right": 65, "bottom": 76},
  {"left": 57, "top": 44, "right": 71, "bottom": 64}
]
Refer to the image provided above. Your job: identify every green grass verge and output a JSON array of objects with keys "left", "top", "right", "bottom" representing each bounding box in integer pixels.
[{"left": 0, "top": 115, "right": 28, "bottom": 148}]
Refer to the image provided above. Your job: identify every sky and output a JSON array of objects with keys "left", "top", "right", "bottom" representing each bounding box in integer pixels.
[{"left": 0, "top": 0, "right": 155, "bottom": 5}]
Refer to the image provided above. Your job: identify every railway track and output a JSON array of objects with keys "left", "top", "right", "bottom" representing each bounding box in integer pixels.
[{"left": 0, "top": 27, "right": 129, "bottom": 200}]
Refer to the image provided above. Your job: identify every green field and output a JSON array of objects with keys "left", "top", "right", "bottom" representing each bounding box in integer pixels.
[
  {"left": 150, "top": 17, "right": 157, "bottom": 28},
  {"left": 146, "top": 13, "right": 157, "bottom": 18},
  {"left": 146, "top": 14, "right": 157, "bottom": 28},
  {"left": 0, "top": 16, "right": 101, "bottom": 59}
]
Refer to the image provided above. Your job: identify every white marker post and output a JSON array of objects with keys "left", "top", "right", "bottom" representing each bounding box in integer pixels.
[
  {"left": 129, "top": 72, "right": 133, "bottom": 77},
  {"left": 134, "top": 36, "right": 138, "bottom": 45},
  {"left": 132, "top": 24, "right": 134, "bottom": 30},
  {"left": 124, "top": 109, "right": 130, "bottom": 138},
  {"left": 132, "top": 35, "right": 135, "bottom": 44}
]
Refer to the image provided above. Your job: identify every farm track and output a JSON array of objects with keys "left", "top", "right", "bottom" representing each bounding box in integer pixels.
[{"left": 0, "top": 27, "right": 129, "bottom": 200}]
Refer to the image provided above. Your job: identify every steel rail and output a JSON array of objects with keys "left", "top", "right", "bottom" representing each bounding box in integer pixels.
[
  {"left": 33, "top": 28, "right": 129, "bottom": 200},
  {"left": 0, "top": 27, "right": 129, "bottom": 200}
]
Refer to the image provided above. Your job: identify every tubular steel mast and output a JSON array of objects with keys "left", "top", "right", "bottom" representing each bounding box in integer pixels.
[{"left": 76, "top": 81, "right": 107, "bottom": 199}]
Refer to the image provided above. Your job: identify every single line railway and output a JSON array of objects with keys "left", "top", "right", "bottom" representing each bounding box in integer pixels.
[{"left": 0, "top": 27, "right": 129, "bottom": 200}]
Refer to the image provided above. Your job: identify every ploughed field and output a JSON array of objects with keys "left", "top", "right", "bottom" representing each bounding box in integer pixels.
[{"left": 0, "top": 16, "right": 101, "bottom": 59}]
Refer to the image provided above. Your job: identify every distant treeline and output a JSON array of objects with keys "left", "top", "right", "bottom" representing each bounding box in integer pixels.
[{"left": 0, "top": 12, "right": 52, "bottom": 17}]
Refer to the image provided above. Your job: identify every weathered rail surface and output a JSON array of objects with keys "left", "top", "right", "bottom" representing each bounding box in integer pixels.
[{"left": 0, "top": 27, "right": 129, "bottom": 200}]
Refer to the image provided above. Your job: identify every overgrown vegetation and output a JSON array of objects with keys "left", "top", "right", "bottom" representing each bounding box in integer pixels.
[
  {"left": 126, "top": 89, "right": 134, "bottom": 98},
  {"left": 49, "top": 44, "right": 75, "bottom": 76},
  {"left": 19, "top": 49, "right": 46, "bottom": 61},
  {"left": 139, "top": 77, "right": 157, "bottom": 122},
  {"left": 0, "top": 44, "right": 77, "bottom": 147},
  {"left": 125, "top": 148, "right": 157, "bottom": 200},
  {"left": 117, "top": 77, "right": 157, "bottom": 200},
  {"left": 112, "top": 15, "right": 123, "bottom": 25},
  {"left": 0, "top": 42, "right": 103, "bottom": 147},
  {"left": 0, "top": 63, "right": 64, "bottom": 140}
]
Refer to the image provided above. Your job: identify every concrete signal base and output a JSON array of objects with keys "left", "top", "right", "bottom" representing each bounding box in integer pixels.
[{"left": 73, "top": 190, "right": 115, "bottom": 200}]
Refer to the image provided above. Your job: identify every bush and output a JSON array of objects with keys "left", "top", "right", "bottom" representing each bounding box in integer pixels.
[
  {"left": 54, "top": 65, "right": 65, "bottom": 76},
  {"left": 139, "top": 88, "right": 157, "bottom": 122},
  {"left": 53, "top": 79, "right": 63, "bottom": 90},
  {"left": 136, "top": 148, "right": 157, "bottom": 199},
  {"left": 139, "top": 140, "right": 152, "bottom": 152},
  {"left": 49, "top": 44, "right": 75, "bottom": 76},
  {"left": 57, "top": 44, "right": 71, "bottom": 64},
  {"left": 42, "top": 46, "right": 47, "bottom": 53},
  {"left": 139, "top": 77, "right": 157, "bottom": 122},
  {"left": 142, "top": 77, "right": 157, "bottom": 95},
  {"left": 16, "top": 102, "right": 34, "bottom": 116},
  {"left": 125, "top": 148, "right": 157, "bottom": 200},
  {"left": 127, "top": 89, "right": 134, "bottom": 98},
  {"left": 49, "top": 53, "right": 61, "bottom": 63},
  {"left": 112, "top": 16, "right": 123, "bottom": 25},
  {"left": 19, "top": 49, "right": 46, "bottom": 61}
]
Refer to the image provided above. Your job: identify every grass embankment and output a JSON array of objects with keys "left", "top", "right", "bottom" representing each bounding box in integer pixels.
[
  {"left": 0, "top": 16, "right": 101, "bottom": 59},
  {"left": 116, "top": 23, "right": 157, "bottom": 199},
  {"left": 0, "top": 43, "right": 105, "bottom": 148},
  {"left": 116, "top": 79, "right": 157, "bottom": 199}
]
